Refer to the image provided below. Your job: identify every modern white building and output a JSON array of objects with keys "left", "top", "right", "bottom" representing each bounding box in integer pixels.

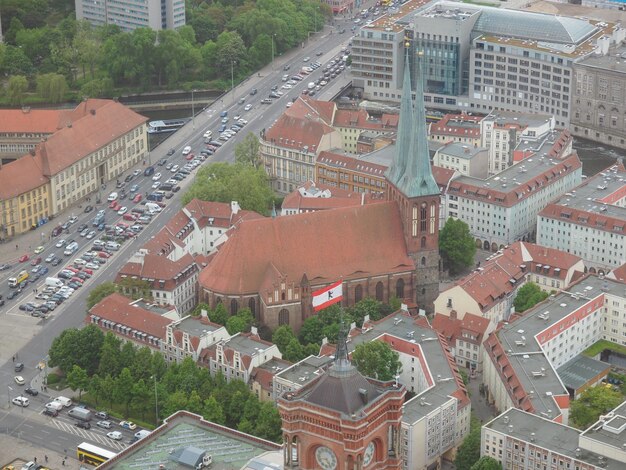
[
  {"left": 537, "top": 161, "right": 626, "bottom": 273},
  {"left": 483, "top": 406, "right": 626, "bottom": 470},
  {"left": 351, "top": 1, "right": 624, "bottom": 127},
  {"left": 75, "top": 0, "right": 186, "bottom": 31},
  {"left": 433, "top": 141, "right": 489, "bottom": 178},
  {"left": 482, "top": 273, "right": 626, "bottom": 424},
  {"left": 445, "top": 141, "right": 582, "bottom": 250}
]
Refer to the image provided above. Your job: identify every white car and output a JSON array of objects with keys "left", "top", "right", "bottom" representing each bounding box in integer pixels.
[
  {"left": 97, "top": 420, "right": 112, "bottom": 429},
  {"left": 152, "top": 181, "right": 161, "bottom": 189},
  {"left": 244, "top": 104, "right": 252, "bottom": 111},
  {"left": 133, "top": 169, "right": 141, "bottom": 177},
  {"left": 182, "top": 146, "right": 192, "bottom": 156},
  {"left": 170, "top": 165, "right": 180, "bottom": 173},
  {"left": 55, "top": 239, "right": 67, "bottom": 248},
  {"left": 286, "top": 102, "right": 293, "bottom": 108},
  {"left": 238, "top": 119, "right": 248, "bottom": 125},
  {"left": 233, "top": 115, "right": 241, "bottom": 121},
  {"left": 203, "top": 130, "right": 212, "bottom": 139},
  {"left": 107, "top": 431, "right": 123, "bottom": 440},
  {"left": 303, "top": 56, "right": 310, "bottom": 62},
  {"left": 107, "top": 192, "right": 118, "bottom": 202},
  {"left": 282, "top": 83, "right": 292, "bottom": 89},
  {"left": 152, "top": 172, "right": 161, "bottom": 181},
  {"left": 74, "top": 258, "right": 87, "bottom": 266},
  {"left": 86, "top": 231, "right": 96, "bottom": 239},
  {"left": 12, "top": 396, "right": 29, "bottom": 407},
  {"left": 14, "top": 376, "right": 25, "bottom": 385},
  {"left": 85, "top": 263, "right": 100, "bottom": 270},
  {"left": 165, "top": 179, "right": 178, "bottom": 185},
  {"left": 117, "top": 207, "right": 128, "bottom": 215},
  {"left": 45, "top": 253, "right": 56, "bottom": 263}
]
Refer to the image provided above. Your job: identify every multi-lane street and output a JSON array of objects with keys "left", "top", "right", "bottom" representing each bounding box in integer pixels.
[{"left": 0, "top": 17, "right": 357, "bottom": 457}]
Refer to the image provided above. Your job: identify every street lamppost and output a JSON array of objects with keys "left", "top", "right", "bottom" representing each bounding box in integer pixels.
[
  {"left": 271, "top": 34, "right": 276, "bottom": 70},
  {"left": 191, "top": 89, "right": 197, "bottom": 129},
  {"left": 231, "top": 61, "right": 236, "bottom": 104},
  {"left": 151, "top": 375, "right": 159, "bottom": 426}
]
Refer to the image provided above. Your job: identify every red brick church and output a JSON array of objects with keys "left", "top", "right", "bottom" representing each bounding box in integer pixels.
[{"left": 198, "top": 48, "right": 440, "bottom": 331}]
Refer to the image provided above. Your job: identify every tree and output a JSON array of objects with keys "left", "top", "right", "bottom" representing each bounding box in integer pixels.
[
  {"left": 48, "top": 325, "right": 104, "bottom": 375},
  {"left": 299, "top": 316, "right": 324, "bottom": 345},
  {"left": 209, "top": 303, "right": 228, "bottom": 325},
  {"left": 66, "top": 365, "right": 89, "bottom": 400},
  {"left": 470, "top": 456, "right": 502, "bottom": 470},
  {"left": 113, "top": 367, "right": 135, "bottom": 417},
  {"left": 454, "top": 425, "right": 481, "bottom": 470},
  {"left": 513, "top": 282, "right": 549, "bottom": 313},
  {"left": 117, "top": 277, "right": 152, "bottom": 301},
  {"left": 131, "top": 379, "right": 152, "bottom": 421},
  {"left": 570, "top": 385, "right": 623, "bottom": 429},
  {"left": 272, "top": 325, "right": 296, "bottom": 353},
  {"left": 439, "top": 218, "right": 476, "bottom": 275},
  {"left": 204, "top": 395, "right": 225, "bottom": 424},
  {"left": 284, "top": 338, "right": 306, "bottom": 362},
  {"left": 254, "top": 402, "right": 282, "bottom": 442},
  {"left": 6, "top": 75, "right": 28, "bottom": 106},
  {"left": 226, "top": 307, "right": 254, "bottom": 334},
  {"left": 352, "top": 341, "right": 401, "bottom": 381},
  {"left": 98, "top": 333, "right": 122, "bottom": 378},
  {"left": 87, "top": 282, "right": 117, "bottom": 309},
  {"left": 348, "top": 298, "right": 384, "bottom": 326},
  {"left": 182, "top": 162, "right": 274, "bottom": 216},
  {"left": 36, "top": 73, "right": 68, "bottom": 103},
  {"left": 234, "top": 132, "right": 261, "bottom": 168}
]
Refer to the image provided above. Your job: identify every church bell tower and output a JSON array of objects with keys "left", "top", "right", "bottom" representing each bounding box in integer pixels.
[{"left": 385, "top": 40, "right": 441, "bottom": 313}]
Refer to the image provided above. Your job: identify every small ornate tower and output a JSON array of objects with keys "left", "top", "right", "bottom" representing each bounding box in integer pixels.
[
  {"left": 386, "top": 43, "right": 441, "bottom": 313},
  {"left": 278, "top": 325, "right": 406, "bottom": 470}
]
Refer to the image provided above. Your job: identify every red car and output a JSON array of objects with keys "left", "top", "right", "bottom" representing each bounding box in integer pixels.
[
  {"left": 116, "top": 222, "right": 129, "bottom": 229},
  {"left": 83, "top": 268, "right": 94, "bottom": 275},
  {"left": 133, "top": 194, "right": 143, "bottom": 203},
  {"left": 18, "top": 254, "right": 30, "bottom": 263},
  {"left": 30, "top": 257, "right": 42, "bottom": 266},
  {"left": 65, "top": 266, "right": 80, "bottom": 273},
  {"left": 70, "top": 277, "right": 84, "bottom": 285},
  {"left": 123, "top": 213, "right": 137, "bottom": 221},
  {"left": 109, "top": 200, "right": 118, "bottom": 209},
  {"left": 185, "top": 153, "right": 195, "bottom": 161},
  {"left": 97, "top": 252, "right": 111, "bottom": 259}
]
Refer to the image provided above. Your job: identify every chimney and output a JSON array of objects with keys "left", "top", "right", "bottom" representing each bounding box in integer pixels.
[
  {"left": 450, "top": 309, "right": 457, "bottom": 320},
  {"left": 200, "top": 309, "right": 208, "bottom": 319},
  {"left": 231, "top": 201, "right": 240, "bottom": 215},
  {"left": 90, "top": 109, "right": 96, "bottom": 116},
  {"left": 250, "top": 325, "right": 258, "bottom": 336}
]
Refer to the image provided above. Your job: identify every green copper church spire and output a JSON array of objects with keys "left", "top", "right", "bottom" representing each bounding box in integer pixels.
[
  {"left": 385, "top": 47, "right": 413, "bottom": 186},
  {"left": 400, "top": 50, "right": 440, "bottom": 198},
  {"left": 387, "top": 43, "right": 440, "bottom": 198}
]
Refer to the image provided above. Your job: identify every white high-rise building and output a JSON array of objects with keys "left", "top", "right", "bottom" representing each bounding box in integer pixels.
[{"left": 75, "top": 0, "right": 186, "bottom": 32}]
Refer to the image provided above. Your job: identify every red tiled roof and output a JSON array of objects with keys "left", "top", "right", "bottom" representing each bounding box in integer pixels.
[
  {"left": 498, "top": 241, "right": 582, "bottom": 280},
  {"left": 199, "top": 201, "right": 414, "bottom": 294},
  {"left": 429, "top": 113, "right": 481, "bottom": 137},
  {"left": 0, "top": 154, "right": 49, "bottom": 199},
  {"left": 316, "top": 150, "right": 388, "bottom": 177},
  {"left": 0, "top": 109, "right": 67, "bottom": 133},
  {"left": 88, "top": 293, "right": 173, "bottom": 340},
  {"left": 265, "top": 99, "right": 339, "bottom": 153},
  {"left": 609, "top": 262, "right": 626, "bottom": 284},
  {"left": 299, "top": 96, "right": 336, "bottom": 123},
  {"left": 539, "top": 204, "right": 626, "bottom": 237},
  {"left": 116, "top": 252, "right": 198, "bottom": 290},
  {"left": 431, "top": 313, "right": 460, "bottom": 343},
  {"left": 431, "top": 165, "right": 455, "bottom": 188},
  {"left": 35, "top": 99, "right": 148, "bottom": 176}
]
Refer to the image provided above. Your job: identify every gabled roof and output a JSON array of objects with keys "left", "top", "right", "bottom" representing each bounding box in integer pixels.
[
  {"left": 34, "top": 99, "right": 147, "bottom": 176},
  {"left": 198, "top": 202, "right": 414, "bottom": 294},
  {"left": 116, "top": 252, "right": 199, "bottom": 290},
  {"left": 0, "top": 108, "right": 67, "bottom": 133},
  {"left": 0, "top": 154, "right": 49, "bottom": 199},
  {"left": 265, "top": 97, "right": 338, "bottom": 152},
  {"left": 89, "top": 292, "right": 173, "bottom": 340}
]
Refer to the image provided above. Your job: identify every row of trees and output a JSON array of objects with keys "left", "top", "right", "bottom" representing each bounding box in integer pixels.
[
  {"left": 0, "top": 0, "right": 331, "bottom": 103},
  {"left": 49, "top": 325, "right": 282, "bottom": 441}
]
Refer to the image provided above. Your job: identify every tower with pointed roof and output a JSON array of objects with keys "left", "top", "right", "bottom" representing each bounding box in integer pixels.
[
  {"left": 278, "top": 322, "right": 406, "bottom": 470},
  {"left": 386, "top": 42, "right": 441, "bottom": 313}
]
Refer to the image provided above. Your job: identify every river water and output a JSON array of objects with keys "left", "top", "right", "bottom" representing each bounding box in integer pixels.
[{"left": 144, "top": 107, "right": 624, "bottom": 177}]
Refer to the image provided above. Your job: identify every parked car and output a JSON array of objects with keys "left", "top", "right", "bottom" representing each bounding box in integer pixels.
[
  {"left": 119, "top": 420, "right": 137, "bottom": 430},
  {"left": 107, "top": 431, "right": 123, "bottom": 440},
  {"left": 75, "top": 421, "right": 91, "bottom": 429},
  {"left": 18, "top": 254, "right": 29, "bottom": 263},
  {"left": 24, "top": 387, "right": 38, "bottom": 396},
  {"left": 97, "top": 420, "right": 112, "bottom": 429}
]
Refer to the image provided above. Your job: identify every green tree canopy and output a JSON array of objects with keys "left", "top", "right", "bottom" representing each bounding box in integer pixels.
[
  {"left": 439, "top": 218, "right": 476, "bottom": 275},
  {"left": 513, "top": 282, "right": 549, "bottom": 313},
  {"left": 48, "top": 325, "right": 104, "bottom": 375},
  {"left": 454, "top": 424, "right": 482, "bottom": 470},
  {"left": 234, "top": 132, "right": 261, "bottom": 169},
  {"left": 470, "top": 456, "right": 503, "bottom": 470},
  {"left": 182, "top": 162, "right": 274, "bottom": 216},
  {"left": 86, "top": 282, "right": 117, "bottom": 309},
  {"left": 352, "top": 341, "right": 401, "bottom": 381},
  {"left": 570, "top": 385, "right": 623, "bottom": 429},
  {"left": 6, "top": 75, "right": 29, "bottom": 105}
]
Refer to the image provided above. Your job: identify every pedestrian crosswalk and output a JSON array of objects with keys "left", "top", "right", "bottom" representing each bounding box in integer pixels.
[{"left": 50, "top": 418, "right": 128, "bottom": 451}]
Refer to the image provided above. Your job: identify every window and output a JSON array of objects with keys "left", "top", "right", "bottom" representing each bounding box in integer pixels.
[
  {"left": 278, "top": 309, "right": 289, "bottom": 325},
  {"left": 396, "top": 278, "right": 405, "bottom": 299},
  {"left": 376, "top": 282, "right": 384, "bottom": 301},
  {"left": 355, "top": 285, "right": 363, "bottom": 303}
]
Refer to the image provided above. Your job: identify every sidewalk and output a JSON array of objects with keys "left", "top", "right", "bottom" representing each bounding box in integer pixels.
[{"left": 0, "top": 434, "right": 78, "bottom": 469}]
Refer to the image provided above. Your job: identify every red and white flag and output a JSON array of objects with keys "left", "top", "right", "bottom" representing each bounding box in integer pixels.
[{"left": 312, "top": 280, "right": 343, "bottom": 312}]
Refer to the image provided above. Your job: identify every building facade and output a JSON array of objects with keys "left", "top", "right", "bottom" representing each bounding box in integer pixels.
[
  {"left": 75, "top": 0, "right": 186, "bottom": 31},
  {"left": 433, "top": 142, "right": 489, "bottom": 178},
  {"left": 570, "top": 43, "right": 626, "bottom": 148},
  {"left": 537, "top": 161, "right": 626, "bottom": 272}
]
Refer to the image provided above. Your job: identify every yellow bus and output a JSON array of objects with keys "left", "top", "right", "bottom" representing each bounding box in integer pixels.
[
  {"left": 8, "top": 270, "right": 29, "bottom": 288},
  {"left": 77, "top": 442, "right": 117, "bottom": 466}
]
